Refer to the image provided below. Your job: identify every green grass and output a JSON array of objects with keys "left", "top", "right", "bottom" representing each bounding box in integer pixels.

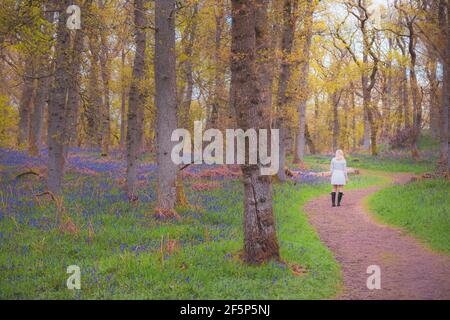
[
  {"left": 0, "top": 171, "right": 385, "bottom": 299},
  {"left": 368, "top": 179, "right": 450, "bottom": 255},
  {"left": 304, "top": 154, "right": 436, "bottom": 174}
]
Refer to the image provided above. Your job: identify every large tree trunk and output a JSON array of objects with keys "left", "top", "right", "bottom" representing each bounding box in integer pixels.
[
  {"left": 231, "top": 0, "right": 280, "bottom": 264},
  {"left": 293, "top": 0, "right": 314, "bottom": 163},
  {"left": 154, "top": 0, "right": 179, "bottom": 218},
  {"left": 18, "top": 58, "right": 35, "bottom": 147},
  {"left": 47, "top": 0, "right": 71, "bottom": 196},
  {"left": 126, "top": 0, "right": 147, "bottom": 200},
  {"left": 276, "top": 0, "right": 297, "bottom": 181}
]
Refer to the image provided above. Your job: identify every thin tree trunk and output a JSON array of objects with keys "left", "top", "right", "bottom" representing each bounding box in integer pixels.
[
  {"left": 86, "top": 37, "right": 103, "bottom": 148},
  {"left": 99, "top": 3, "right": 111, "bottom": 157},
  {"left": 29, "top": 70, "right": 49, "bottom": 157},
  {"left": 332, "top": 92, "right": 340, "bottom": 151},
  {"left": 209, "top": 0, "right": 225, "bottom": 129},
  {"left": 293, "top": 0, "right": 314, "bottom": 163},
  {"left": 440, "top": 0, "right": 450, "bottom": 173},
  {"left": 126, "top": 0, "right": 147, "bottom": 200},
  {"left": 120, "top": 49, "right": 127, "bottom": 150},
  {"left": 406, "top": 20, "right": 421, "bottom": 160},
  {"left": 231, "top": 0, "right": 280, "bottom": 264},
  {"left": 154, "top": 0, "right": 179, "bottom": 217},
  {"left": 18, "top": 58, "right": 35, "bottom": 147},
  {"left": 305, "top": 123, "right": 316, "bottom": 154}
]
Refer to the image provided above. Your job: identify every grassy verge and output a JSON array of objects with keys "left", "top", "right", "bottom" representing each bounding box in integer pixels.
[
  {"left": 367, "top": 178, "right": 450, "bottom": 255},
  {"left": 0, "top": 166, "right": 385, "bottom": 299},
  {"left": 304, "top": 154, "right": 435, "bottom": 174}
]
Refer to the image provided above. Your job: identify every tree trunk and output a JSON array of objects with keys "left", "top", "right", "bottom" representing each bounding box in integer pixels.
[
  {"left": 305, "top": 123, "right": 316, "bottom": 154},
  {"left": 29, "top": 68, "right": 49, "bottom": 157},
  {"left": 120, "top": 49, "right": 127, "bottom": 150},
  {"left": 332, "top": 92, "right": 340, "bottom": 151},
  {"left": 47, "top": 0, "right": 71, "bottom": 196},
  {"left": 154, "top": 0, "right": 179, "bottom": 218},
  {"left": 437, "top": 0, "right": 449, "bottom": 169},
  {"left": 126, "top": 0, "right": 147, "bottom": 200},
  {"left": 99, "top": 9, "right": 111, "bottom": 157},
  {"left": 351, "top": 85, "right": 356, "bottom": 151},
  {"left": 231, "top": 0, "right": 280, "bottom": 264},
  {"left": 440, "top": 0, "right": 450, "bottom": 173},
  {"left": 293, "top": 0, "right": 314, "bottom": 163},
  {"left": 86, "top": 36, "right": 103, "bottom": 148},
  {"left": 177, "top": 4, "right": 198, "bottom": 207},
  {"left": 29, "top": 4, "right": 53, "bottom": 157},
  {"left": 66, "top": 21, "right": 87, "bottom": 152},
  {"left": 407, "top": 21, "right": 421, "bottom": 160},
  {"left": 18, "top": 58, "right": 35, "bottom": 147},
  {"left": 209, "top": 0, "right": 225, "bottom": 129},
  {"left": 276, "top": 0, "right": 297, "bottom": 181}
]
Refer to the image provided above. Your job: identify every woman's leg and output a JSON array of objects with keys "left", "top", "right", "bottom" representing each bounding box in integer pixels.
[
  {"left": 331, "top": 185, "right": 337, "bottom": 206},
  {"left": 337, "top": 185, "right": 344, "bottom": 206}
]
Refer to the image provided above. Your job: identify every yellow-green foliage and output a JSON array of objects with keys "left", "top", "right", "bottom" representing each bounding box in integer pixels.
[{"left": 0, "top": 95, "right": 18, "bottom": 148}]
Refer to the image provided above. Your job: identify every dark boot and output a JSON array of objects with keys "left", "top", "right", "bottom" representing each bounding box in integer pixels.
[
  {"left": 337, "top": 192, "right": 343, "bottom": 206},
  {"left": 331, "top": 192, "right": 336, "bottom": 207}
]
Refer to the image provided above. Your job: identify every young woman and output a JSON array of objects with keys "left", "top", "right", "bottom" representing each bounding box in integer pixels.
[{"left": 330, "top": 149, "right": 348, "bottom": 207}]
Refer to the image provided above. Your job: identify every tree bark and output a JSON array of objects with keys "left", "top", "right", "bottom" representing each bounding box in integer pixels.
[
  {"left": 120, "top": 49, "right": 127, "bottom": 150},
  {"left": 231, "top": 0, "right": 280, "bottom": 264},
  {"left": 29, "top": 4, "right": 53, "bottom": 157},
  {"left": 276, "top": 0, "right": 298, "bottom": 181},
  {"left": 29, "top": 67, "right": 49, "bottom": 157},
  {"left": 126, "top": 0, "right": 147, "bottom": 200},
  {"left": 47, "top": 0, "right": 71, "bottom": 196},
  {"left": 406, "top": 19, "right": 421, "bottom": 160},
  {"left": 437, "top": 0, "right": 449, "bottom": 169},
  {"left": 86, "top": 36, "right": 103, "bottom": 148},
  {"left": 66, "top": 19, "right": 87, "bottom": 151},
  {"left": 293, "top": 0, "right": 314, "bottom": 163},
  {"left": 18, "top": 57, "right": 35, "bottom": 147},
  {"left": 154, "top": 0, "right": 179, "bottom": 217}
]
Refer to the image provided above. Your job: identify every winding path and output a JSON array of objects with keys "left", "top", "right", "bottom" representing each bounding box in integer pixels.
[{"left": 304, "top": 172, "right": 450, "bottom": 300}]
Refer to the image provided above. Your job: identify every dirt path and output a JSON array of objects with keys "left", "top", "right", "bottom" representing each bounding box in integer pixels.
[{"left": 304, "top": 172, "right": 450, "bottom": 300}]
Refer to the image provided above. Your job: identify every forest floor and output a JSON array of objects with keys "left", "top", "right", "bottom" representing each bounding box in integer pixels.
[
  {"left": 1, "top": 146, "right": 448, "bottom": 299},
  {"left": 304, "top": 170, "right": 450, "bottom": 299}
]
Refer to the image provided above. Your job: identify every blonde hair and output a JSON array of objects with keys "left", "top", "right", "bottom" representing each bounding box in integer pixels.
[{"left": 335, "top": 149, "right": 345, "bottom": 161}]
